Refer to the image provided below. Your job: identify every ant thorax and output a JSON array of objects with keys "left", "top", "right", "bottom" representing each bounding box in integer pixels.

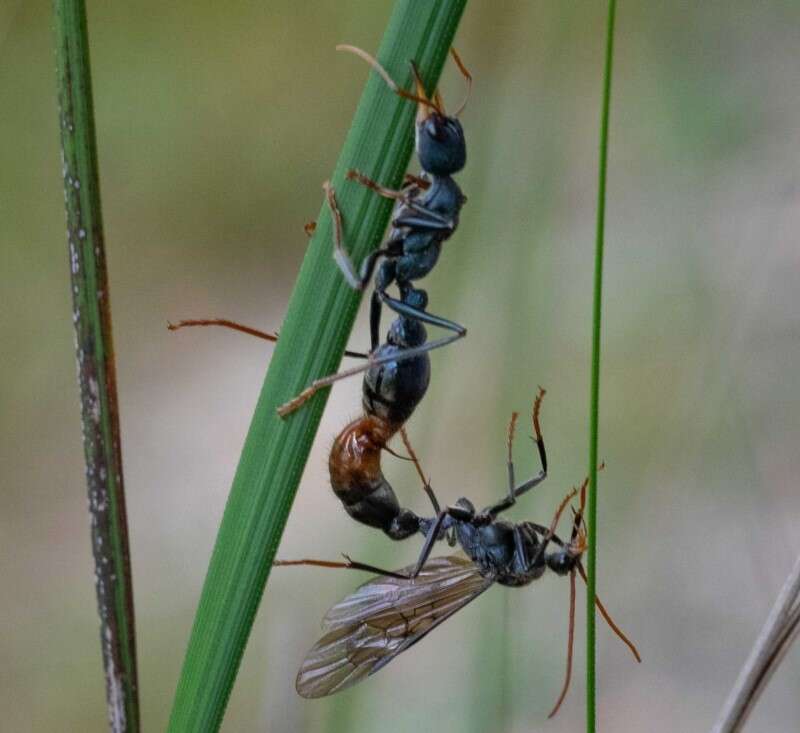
[
  {"left": 455, "top": 519, "right": 545, "bottom": 586},
  {"left": 419, "top": 177, "right": 465, "bottom": 235}
]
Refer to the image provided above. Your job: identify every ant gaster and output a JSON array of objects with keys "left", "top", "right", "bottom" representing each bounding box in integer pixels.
[{"left": 329, "top": 286, "right": 439, "bottom": 540}]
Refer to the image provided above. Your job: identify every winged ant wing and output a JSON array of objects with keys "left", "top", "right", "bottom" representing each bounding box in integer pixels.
[{"left": 296, "top": 555, "right": 494, "bottom": 698}]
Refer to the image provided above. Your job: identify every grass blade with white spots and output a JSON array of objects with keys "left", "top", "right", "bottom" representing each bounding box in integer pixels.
[{"left": 53, "top": 1, "right": 139, "bottom": 730}]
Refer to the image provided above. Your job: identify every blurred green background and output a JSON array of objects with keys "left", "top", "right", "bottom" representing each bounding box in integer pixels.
[{"left": 2, "top": 1, "right": 799, "bottom": 731}]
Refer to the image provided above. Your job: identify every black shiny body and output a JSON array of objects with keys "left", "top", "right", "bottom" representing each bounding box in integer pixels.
[
  {"left": 405, "top": 478, "right": 579, "bottom": 589},
  {"left": 278, "top": 58, "right": 470, "bottom": 418},
  {"left": 362, "top": 289, "right": 430, "bottom": 426},
  {"left": 369, "top": 171, "right": 465, "bottom": 348},
  {"left": 447, "top": 502, "right": 575, "bottom": 586}
]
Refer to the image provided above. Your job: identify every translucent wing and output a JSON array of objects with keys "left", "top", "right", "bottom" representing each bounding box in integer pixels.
[{"left": 296, "top": 555, "right": 494, "bottom": 698}]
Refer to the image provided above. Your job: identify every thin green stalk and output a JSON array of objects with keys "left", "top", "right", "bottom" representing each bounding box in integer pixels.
[
  {"left": 587, "top": 1, "right": 617, "bottom": 730},
  {"left": 52, "top": 2, "right": 139, "bottom": 731},
  {"left": 167, "top": 3, "right": 467, "bottom": 730}
]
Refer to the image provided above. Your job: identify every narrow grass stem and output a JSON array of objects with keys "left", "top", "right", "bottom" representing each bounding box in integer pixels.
[
  {"left": 52, "top": 1, "right": 139, "bottom": 730},
  {"left": 167, "top": 2, "right": 467, "bottom": 730},
  {"left": 587, "top": 1, "right": 617, "bottom": 730}
]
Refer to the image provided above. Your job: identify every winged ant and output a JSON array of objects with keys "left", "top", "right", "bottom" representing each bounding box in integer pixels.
[{"left": 275, "top": 390, "right": 641, "bottom": 716}]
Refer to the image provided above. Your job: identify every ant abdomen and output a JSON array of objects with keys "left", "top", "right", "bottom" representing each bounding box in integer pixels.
[
  {"left": 329, "top": 415, "right": 421, "bottom": 540},
  {"left": 362, "top": 345, "right": 430, "bottom": 426}
]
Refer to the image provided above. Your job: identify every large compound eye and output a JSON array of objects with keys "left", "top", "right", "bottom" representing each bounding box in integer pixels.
[{"left": 424, "top": 116, "right": 445, "bottom": 140}]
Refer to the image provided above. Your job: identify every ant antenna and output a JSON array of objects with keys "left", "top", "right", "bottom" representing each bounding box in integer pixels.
[
  {"left": 541, "top": 484, "right": 581, "bottom": 718},
  {"left": 545, "top": 465, "right": 640, "bottom": 717},
  {"left": 577, "top": 562, "right": 642, "bottom": 663},
  {"left": 336, "top": 44, "right": 441, "bottom": 114},
  {"left": 549, "top": 568, "right": 577, "bottom": 718},
  {"left": 549, "top": 486, "right": 579, "bottom": 537},
  {"left": 449, "top": 47, "right": 473, "bottom": 117},
  {"left": 571, "top": 462, "right": 641, "bottom": 662}
]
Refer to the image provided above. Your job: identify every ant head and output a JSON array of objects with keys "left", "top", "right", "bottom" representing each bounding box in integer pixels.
[
  {"left": 545, "top": 520, "right": 586, "bottom": 576},
  {"left": 336, "top": 46, "right": 470, "bottom": 177},
  {"left": 416, "top": 113, "right": 466, "bottom": 176},
  {"left": 408, "top": 61, "right": 466, "bottom": 176},
  {"left": 546, "top": 549, "right": 578, "bottom": 576},
  {"left": 544, "top": 477, "right": 589, "bottom": 576}
]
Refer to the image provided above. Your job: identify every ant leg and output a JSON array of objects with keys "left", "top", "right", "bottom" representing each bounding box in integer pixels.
[
  {"left": 348, "top": 170, "right": 454, "bottom": 231},
  {"left": 403, "top": 173, "right": 430, "bottom": 189},
  {"left": 369, "top": 258, "right": 401, "bottom": 349},
  {"left": 548, "top": 569, "right": 577, "bottom": 718},
  {"left": 334, "top": 241, "right": 386, "bottom": 292},
  {"left": 277, "top": 301, "right": 465, "bottom": 417},
  {"left": 346, "top": 169, "right": 407, "bottom": 200},
  {"left": 168, "top": 318, "right": 368, "bottom": 359},
  {"left": 483, "top": 411, "right": 518, "bottom": 518},
  {"left": 324, "top": 181, "right": 387, "bottom": 291},
  {"left": 392, "top": 207, "right": 455, "bottom": 233},
  {"left": 485, "top": 388, "right": 548, "bottom": 517},
  {"left": 409, "top": 504, "right": 474, "bottom": 578},
  {"left": 513, "top": 524, "right": 531, "bottom": 569},
  {"left": 377, "top": 290, "right": 467, "bottom": 360},
  {"left": 399, "top": 426, "right": 442, "bottom": 515},
  {"left": 369, "top": 290, "right": 382, "bottom": 352},
  {"left": 274, "top": 555, "right": 407, "bottom": 581},
  {"left": 529, "top": 524, "right": 565, "bottom": 548},
  {"left": 168, "top": 319, "right": 279, "bottom": 343}
]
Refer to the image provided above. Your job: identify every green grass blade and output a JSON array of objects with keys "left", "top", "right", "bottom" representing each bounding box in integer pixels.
[
  {"left": 586, "top": 1, "right": 617, "bottom": 730},
  {"left": 167, "top": 2, "right": 467, "bottom": 730},
  {"left": 52, "top": 2, "right": 140, "bottom": 731}
]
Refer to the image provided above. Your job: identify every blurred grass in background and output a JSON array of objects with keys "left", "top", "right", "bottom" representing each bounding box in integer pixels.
[{"left": 1, "top": 1, "right": 799, "bottom": 731}]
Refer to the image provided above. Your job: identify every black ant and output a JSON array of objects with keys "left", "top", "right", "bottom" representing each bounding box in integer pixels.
[
  {"left": 276, "top": 391, "right": 641, "bottom": 716},
  {"left": 277, "top": 45, "right": 472, "bottom": 417}
]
